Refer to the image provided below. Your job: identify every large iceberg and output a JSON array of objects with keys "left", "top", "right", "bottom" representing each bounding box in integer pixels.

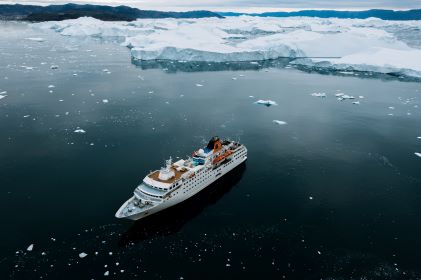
[{"left": 35, "top": 16, "right": 421, "bottom": 77}]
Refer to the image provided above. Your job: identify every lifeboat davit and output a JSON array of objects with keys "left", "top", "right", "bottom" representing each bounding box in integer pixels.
[{"left": 213, "top": 150, "right": 232, "bottom": 164}]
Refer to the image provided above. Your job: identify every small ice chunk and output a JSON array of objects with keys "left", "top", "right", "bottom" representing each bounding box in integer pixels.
[
  {"left": 415, "top": 153, "right": 421, "bottom": 158},
  {"left": 104, "top": 271, "right": 109, "bottom": 276},
  {"left": 249, "top": 95, "right": 254, "bottom": 98},
  {"left": 0, "top": 94, "right": 6, "bottom": 100},
  {"left": 317, "top": 250, "right": 321, "bottom": 255},
  {"left": 74, "top": 128, "right": 86, "bottom": 134},
  {"left": 79, "top": 252, "right": 88, "bottom": 258},
  {"left": 389, "top": 106, "right": 395, "bottom": 110},
  {"left": 48, "top": 85, "right": 55, "bottom": 88},
  {"left": 26, "top": 37, "right": 44, "bottom": 42},
  {"left": 311, "top": 92, "right": 326, "bottom": 98},
  {"left": 342, "top": 95, "right": 355, "bottom": 99},
  {"left": 226, "top": 263, "right": 231, "bottom": 267},
  {"left": 335, "top": 93, "right": 344, "bottom": 97},
  {"left": 50, "top": 65, "right": 59, "bottom": 69},
  {"left": 309, "top": 196, "right": 313, "bottom": 200},
  {"left": 273, "top": 120, "right": 287, "bottom": 125},
  {"left": 195, "top": 84, "right": 203, "bottom": 87},
  {"left": 417, "top": 137, "right": 421, "bottom": 139},
  {"left": 255, "top": 100, "right": 278, "bottom": 107},
  {"left": 359, "top": 96, "right": 365, "bottom": 99},
  {"left": 102, "top": 99, "right": 109, "bottom": 103},
  {"left": 23, "top": 115, "right": 30, "bottom": 118},
  {"left": 27, "top": 244, "right": 34, "bottom": 251},
  {"left": 352, "top": 101, "right": 360, "bottom": 105}
]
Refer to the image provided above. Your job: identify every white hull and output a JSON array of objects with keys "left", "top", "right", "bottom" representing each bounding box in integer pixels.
[{"left": 116, "top": 139, "right": 247, "bottom": 220}]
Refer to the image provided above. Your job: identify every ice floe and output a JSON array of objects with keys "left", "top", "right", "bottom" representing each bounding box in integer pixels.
[
  {"left": 255, "top": 100, "right": 278, "bottom": 107},
  {"left": 311, "top": 93, "right": 326, "bottom": 98},
  {"left": 273, "top": 120, "right": 287, "bottom": 125},
  {"left": 79, "top": 252, "right": 88, "bottom": 258},
  {"left": 415, "top": 153, "right": 421, "bottom": 158},
  {"left": 74, "top": 128, "right": 86, "bottom": 134},
  {"left": 27, "top": 244, "right": 34, "bottom": 251},
  {"left": 25, "top": 37, "right": 44, "bottom": 42},
  {"left": 34, "top": 16, "right": 421, "bottom": 77}
]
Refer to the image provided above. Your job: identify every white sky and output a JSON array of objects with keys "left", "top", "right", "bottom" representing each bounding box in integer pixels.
[{"left": 1, "top": 0, "right": 420, "bottom": 12}]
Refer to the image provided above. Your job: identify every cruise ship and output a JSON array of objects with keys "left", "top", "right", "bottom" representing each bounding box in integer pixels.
[{"left": 115, "top": 136, "right": 247, "bottom": 220}]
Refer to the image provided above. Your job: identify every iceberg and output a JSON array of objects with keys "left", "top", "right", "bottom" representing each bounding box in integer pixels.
[{"left": 34, "top": 16, "right": 421, "bottom": 77}]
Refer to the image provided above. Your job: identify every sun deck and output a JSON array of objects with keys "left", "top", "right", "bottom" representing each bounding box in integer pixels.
[{"left": 147, "top": 166, "right": 187, "bottom": 183}]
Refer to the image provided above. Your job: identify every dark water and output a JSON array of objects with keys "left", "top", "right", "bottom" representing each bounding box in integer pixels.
[{"left": 1, "top": 22, "right": 421, "bottom": 279}]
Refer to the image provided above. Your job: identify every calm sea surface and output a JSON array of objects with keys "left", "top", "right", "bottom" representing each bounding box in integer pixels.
[{"left": 1, "top": 22, "right": 421, "bottom": 279}]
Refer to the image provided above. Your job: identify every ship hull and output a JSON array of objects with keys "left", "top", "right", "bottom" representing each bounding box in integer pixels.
[{"left": 122, "top": 155, "right": 247, "bottom": 221}]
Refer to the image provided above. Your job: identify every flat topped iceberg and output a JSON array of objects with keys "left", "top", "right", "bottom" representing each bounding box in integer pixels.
[{"left": 34, "top": 16, "right": 421, "bottom": 77}]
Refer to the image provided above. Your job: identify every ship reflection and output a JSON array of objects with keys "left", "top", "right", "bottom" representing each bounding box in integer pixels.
[{"left": 118, "top": 163, "right": 246, "bottom": 246}]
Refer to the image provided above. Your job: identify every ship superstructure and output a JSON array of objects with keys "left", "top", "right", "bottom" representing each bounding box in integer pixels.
[{"left": 115, "top": 136, "right": 247, "bottom": 220}]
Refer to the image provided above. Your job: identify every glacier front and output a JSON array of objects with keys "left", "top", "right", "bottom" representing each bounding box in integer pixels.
[{"left": 35, "top": 16, "right": 421, "bottom": 77}]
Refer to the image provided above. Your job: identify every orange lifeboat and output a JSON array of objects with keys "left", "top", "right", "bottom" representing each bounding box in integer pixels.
[{"left": 213, "top": 150, "right": 232, "bottom": 164}]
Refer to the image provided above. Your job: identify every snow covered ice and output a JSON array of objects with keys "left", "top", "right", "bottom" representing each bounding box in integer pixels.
[
  {"left": 34, "top": 16, "right": 421, "bottom": 77},
  {"left": 255, "top": 100, "right": 278, "bottom": 106}
]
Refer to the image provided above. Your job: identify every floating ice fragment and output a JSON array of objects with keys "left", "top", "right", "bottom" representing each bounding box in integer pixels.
[
  {"left": 21, "top": 66, "right": 35, "bottom": 70},
  {"left": 417, "top": 137, "right": 421, "bottom": 139},
  {"left": 26, "top": 37, "right": 44, "bottom": 42},
  {"left": 317, "top": 251, "right": 322, "bottom": 255},
  {"left": 335, "top": 93, "right": 344, "bottom": 97},
  {"left": 0, "top": 94, "right": 6, "bottom": 100},
  {"left": 226, "top": 263, "right": 231, "bottom": 267},
  {"left": 415, "top": 153, "right": 421, "bottom": 158},
  {"left": 249, "top": 95, "right": 254, "bottom": 98},
  {"left": 273, "top": 120, "right": 287, "bottom": 125},
  {"left": 342, "top": 95, "right": 355, "bottom": 99},
  {"left": 48, "top": 85, "right": 55, "bottom": 88},
  {"left": 104, "top": 271, "right": 109, "bottom": 276},
  {"left": 309, "top": 196, "right": 313, "bottom": 200},
  {"left": 73, "top": 73, "right": 78, "bottom": 76},
  {"left": 23, "top": 115, "right": 30, "bottom": 118},
  {"left": 359, "top": 96, "right": 365, "bottom": 99},
  {"left": 79, "top": 252, "right": 88, "bottom": 258},
  {"left": 50, "top": 65, "right": 59, "bottom": 69},
  {"left": 102, "top": 99, "right": 109, "bottom": 103},
  {"left": 27, "top": 244, "right": 34, "bottom": 251},
  {"left": 255, "top": 100, "right": 278, "bottom": 107},
  {"left": 352, "top": 101, "right": 360, "bottom": 105},
  {"left": 389, "top": 106, "right": 395, "bottom": 110},
  {"left": 311, "top": 92, "right": 326, "bottom": 98},
  {"left": 74, "top": 128, "right": 86, "bottom": 134},
  {"left": 195, "top": 84, "right": 204, "bottom": 87},
  {"left": 41, "top": 252, "right": 46, "bottom": 256}
]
